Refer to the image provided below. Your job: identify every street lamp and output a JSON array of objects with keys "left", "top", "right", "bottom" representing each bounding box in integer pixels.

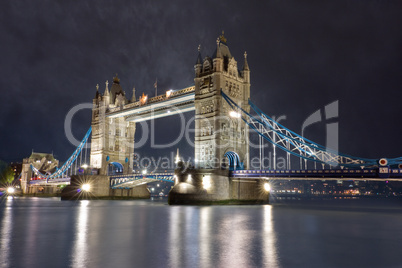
[
  {"left": 81, "top": 184, "right": 91, "bottom": 192},
  {"left": 7, "top": 187, "right": 15, "bottom": 194},
  {"left": 229, "top": 111, "right": 241, "bottom": 118},
  {"left": 264, "top": 182, "right": 271, "bottom": 192}
]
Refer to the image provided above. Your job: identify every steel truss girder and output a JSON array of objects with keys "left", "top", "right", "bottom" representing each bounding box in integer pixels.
[
  {"left": 221, "top": 92, "right": 388, "bottom": 168},
  {"left": 31, "top": 127, "right": 92, "bottom": 181}
]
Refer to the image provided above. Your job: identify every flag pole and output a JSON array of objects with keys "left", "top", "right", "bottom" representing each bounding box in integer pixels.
[{"left": 154, "top": 78, "right": 158, "bottom": 96}]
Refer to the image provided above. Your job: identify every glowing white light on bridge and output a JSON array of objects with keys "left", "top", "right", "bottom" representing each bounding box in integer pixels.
[
  {"left": 82, "top": 184, "right": 91, "bottom": 192},
  {"left": 82, "top": 164, "right": 88, "bottom": 169},
  {"left": 203, "top": 176, "right": 211, "bottom": 190},
  {"left": 166, "top": 89, "right": 173, "bottom": 98},
  {"left": 264, "top": 183, "right": 271, "bottom": 192},
  {"left": 142, "top": 169, "right": 147, "bottom": 175},
  {"left": 6, "top": 187, "right": 15, "bottom": 194},
  {"left": 187, "top": 174, "right": 192, "bottom": 183},
  {"left": 229, "top": 111, "right": 241, "bottom": 118}
]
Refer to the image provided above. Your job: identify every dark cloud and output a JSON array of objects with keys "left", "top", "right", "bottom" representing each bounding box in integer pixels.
[{"left": 0, "top": 0, "right": 401, "bottom": 163}]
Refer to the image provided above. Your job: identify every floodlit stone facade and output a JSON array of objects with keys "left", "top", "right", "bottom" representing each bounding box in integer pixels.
[
  {"left": 194, "top": 33, "right": 250, "bottom": 169},
  {"left": 90, "top": 75, "right": 136, "bottom": 175}
]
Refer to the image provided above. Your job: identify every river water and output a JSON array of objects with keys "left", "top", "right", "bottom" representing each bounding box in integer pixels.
[{"left": 0, "top": 197, "right": 401, "bottom": 268}]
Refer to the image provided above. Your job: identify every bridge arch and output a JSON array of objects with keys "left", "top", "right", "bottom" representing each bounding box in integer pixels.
[
  {"left": 108, "top": 162, "right": 124, "bottom": 175},
  {"left": 224, "top": 151, "right": 242, "bottom": 171}
]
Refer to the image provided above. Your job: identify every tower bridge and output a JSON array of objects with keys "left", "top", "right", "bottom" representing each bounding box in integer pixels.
[{"left": 18, "top": 32, "right": 402, "bottom": 203}]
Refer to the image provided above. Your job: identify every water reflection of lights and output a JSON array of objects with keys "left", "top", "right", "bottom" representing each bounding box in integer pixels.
[
  {"left": 71, "top": 200, "right": 89, "bottom": 268},
  {"left": 168, "top": 205, "right": 279, "bottom": 267},
  {"left": 0, "top": 200, "right": 12, "bottom": 267},
  {"left": 218, "top": 212, "right": 251, "bottom": 267},
  {"left": 199, "top": 207, "right": 212, "bottom": 268},
  {"left": 168, "top": 207, "right": 181, "bottom": 267},
  {"left": 263, "top": 205, "right": 278, "bottom": 266}
]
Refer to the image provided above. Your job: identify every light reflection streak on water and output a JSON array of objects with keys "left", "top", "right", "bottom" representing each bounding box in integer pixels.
[
  {"left": 199, "top": 207, "right": 211, "bottom": 268},
  {"left": 71, "top": 200, "right": 89, "bottom": 268},
  {"left": 218, "top": 210, "right": 251, "bottom": 267},
  {"left": 168, "top": 206, "right": 181, "bottom": 267},
  {"left": 263, "top": 205, "right": 278, "bottom": 266},
  {"left": 184, "top": 206, "right": 199, "bottom": 265},
  {"left": 0, "top": 198, "right": 13, "bottom": 268},
  {"left": 24, "top": 198, "right": 41, "bottom": 267}
]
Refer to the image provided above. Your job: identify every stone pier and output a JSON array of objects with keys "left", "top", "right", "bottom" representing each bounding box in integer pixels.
[
  {"left": 61, "top": 175, "right": 150, "bottom": 200},
  {"left": 168, "top": 163, "right": 269, "bottom": 205}
]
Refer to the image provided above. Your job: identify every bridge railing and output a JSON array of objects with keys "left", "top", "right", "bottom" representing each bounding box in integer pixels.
[
  {"left": 109, "top": 173, "right": 175, "bottom": 188},
  {"left": 108, "top": 86, "right": 195, "bottom": 113}
]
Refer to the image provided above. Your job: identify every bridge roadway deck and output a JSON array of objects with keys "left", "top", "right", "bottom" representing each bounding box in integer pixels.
[
  {"left": 29, "top": 177, "right": 71, "bottom": 186},
  {"left": 28, "top": 168, "right": 402, "bottom": 188},
  {"left": 110, "top": 173, "right": 175, "bottom": 189}
]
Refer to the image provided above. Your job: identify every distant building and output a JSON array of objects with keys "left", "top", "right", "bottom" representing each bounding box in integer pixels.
[
  {"left": 10, "top": 162, "right": 22, "bottom": 181},
  {"left": 20, "top": 152, "right": 59, "bottom": 193}
]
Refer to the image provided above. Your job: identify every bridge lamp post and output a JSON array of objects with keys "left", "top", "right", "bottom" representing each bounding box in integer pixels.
[
  {"left": 264, "top": 182, "right": 271, "bottom": 192},
  {"left": 202, "top": 175, "right": 211, "bottom": 190},
  {"left": 229, "top": 111, "right": 241, "bottom": 118},
  {"left": 6, "top": 187, "right": 15, "bottom": 194}
]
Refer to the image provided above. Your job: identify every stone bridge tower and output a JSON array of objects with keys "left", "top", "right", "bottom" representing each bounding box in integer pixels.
[
  {"left": 194, "top": 33, "right": 250, "bottom": 170},
  {"left": 90, "top": 75, "right": 136, "bottom": 175}
]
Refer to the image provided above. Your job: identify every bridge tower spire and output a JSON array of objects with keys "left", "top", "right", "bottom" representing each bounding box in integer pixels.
[
  {"left": 194, "top": 32, "right": 250, "bottom": 169},
  {"left": 131, "top": 87, "right": 136, "bottom": 102},
  {"left": 90, "top": 76, "right": 135, "bottom": 175}
]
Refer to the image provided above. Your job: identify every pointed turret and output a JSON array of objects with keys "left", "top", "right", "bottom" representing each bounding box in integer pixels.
[
  {"left": 109, "top": 74, "right": 126, "bottom": 105},
  {"left": 219, "top": 30, "right": 227, "bottom": 44},
  {"left": 175, "top": 148, "right": 180, "bottom": 164},
  {"left": 195, "top": 45, "right": 203, "bottom": 77},
  {"left": 242, "top": 51, "right": 250, "bottom": 83},
  {"left": 103, "top": 80, "right": 110, "bottom": 105},
  {"left": 131, "top": 87, "right": 136, "bottom": 102},
  {"left": 95, "top": 84, "right": 100, "bottom": 98},
  {"left": 104, "top": 80, "right": 110, "bottom": 96},
  {"left": 213, "top": 37, "right": 223, "bottom": 72},
  {"left": 215, "top": 37, "right": 222, "bottom": 59},
  {"left": 243, "top": 51, "right": 249, "bottom": 71},
  {"left": 196, "top": 44, "right": 202, "bottom": 64},
  {"left": 113, "top": 73, "right": 120, "bottom": 84}
]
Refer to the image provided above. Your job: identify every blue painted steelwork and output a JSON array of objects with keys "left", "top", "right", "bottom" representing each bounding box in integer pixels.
[
  {"left": 110, "top": 173, "right": 174, "bottom": 189},
  {"left": 30, "top": 127, "right": 92, "bottom": 181},
  {"left": 222, "top": 92, "right": 402, "bottom": 168},
  {"left": 109, "top": 162, "right": 123, "bottom": 175},
  {"left": 224, "top": 151, "right": 243, "bottom": 171}
]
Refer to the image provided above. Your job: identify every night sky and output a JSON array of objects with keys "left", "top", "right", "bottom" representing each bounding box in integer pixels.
[{"left": 1, "top": 1, "right": 401, "bottom": 165}]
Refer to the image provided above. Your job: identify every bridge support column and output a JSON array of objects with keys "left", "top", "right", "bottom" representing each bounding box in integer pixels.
[
  {"left": 168, "top": 163, "right": 269, "bottom": 205},
  {"left": 20, "top": 162, "right": 33, "bottom": 194}
]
